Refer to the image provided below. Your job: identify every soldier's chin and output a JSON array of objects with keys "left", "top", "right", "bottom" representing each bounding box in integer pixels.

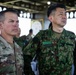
[
  {"left": 59, "top": 24, "right": 65, "bottom": 27},
  {"left": 60, "top": 26, "right": 64, "bottom": 27},
  {"left": 12, "top": 33, "right": 18, "bottom": 36},
  {"left": 62, "top": 23, "right": 66, "bottom": 27}
]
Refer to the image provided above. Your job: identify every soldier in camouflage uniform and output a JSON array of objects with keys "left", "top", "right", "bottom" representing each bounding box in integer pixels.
[
  {"left": 23, "top": 3, "right": 75, "bottom": 75},
  {"left": 74, "top": 41, "right": 76, "bottom": 75},
  {"left": 0, "top": 9, "right": 24, "bottom": 75}
]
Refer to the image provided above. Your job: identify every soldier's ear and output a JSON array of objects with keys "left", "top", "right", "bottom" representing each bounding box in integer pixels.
[
  {"left": 0, "top": 22, "right": 3, "bottom": 29},
  {"left": 0, "top": 22, "right": 2, "bottom": 35},
  {"left": 48, "top": 15, "right": 53, "bottom": 22}
]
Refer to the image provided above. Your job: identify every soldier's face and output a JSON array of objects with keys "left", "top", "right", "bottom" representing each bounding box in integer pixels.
[
  {"left": 49, "top": 8, "right": 67, "bottom": 27},
  {"left": 1, "top": 12, "right": 19, "bottom": 37}
]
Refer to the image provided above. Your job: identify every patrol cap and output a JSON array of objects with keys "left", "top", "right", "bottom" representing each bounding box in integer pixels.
[{"left": 47, "top": 3, "right": 66, "bottom": 17}]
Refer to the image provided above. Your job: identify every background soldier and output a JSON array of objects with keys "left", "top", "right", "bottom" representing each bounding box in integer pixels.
[{"left": 26, "top": 29, "right": 34, "bottom": 42}]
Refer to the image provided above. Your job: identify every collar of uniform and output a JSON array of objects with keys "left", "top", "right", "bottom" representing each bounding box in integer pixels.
[{"left": 0, "top": 36, "right": 13, "bottom": 48}]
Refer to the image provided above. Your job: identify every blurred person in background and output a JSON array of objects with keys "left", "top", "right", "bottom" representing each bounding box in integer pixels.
[
  {"left": 15, "top": 27, "right": 21, "bottom": 38},
  {"left": 26, "top": 29, "right": 34, "bottom": 42}
]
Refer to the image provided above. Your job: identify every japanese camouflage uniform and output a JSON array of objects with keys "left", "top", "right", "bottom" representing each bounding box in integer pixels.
[
  {"left": 14, "top": 37, "right": 25, "bottom": 48},
  {"left": 0, "top": 36, "right": 24, "bottom": 75},
  {"left": 14, "top": 35, "right": 30, "bottom": 48},
  {"left": 23, "top": 27, "right": 75, "bottom": 75},
  {"left": 74, "top": 41, "right": 76, "bottom": 75}
]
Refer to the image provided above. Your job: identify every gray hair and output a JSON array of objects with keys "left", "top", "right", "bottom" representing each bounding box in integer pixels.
[{"left": 0, "top": 8, "right": 19, "bottom": 22}]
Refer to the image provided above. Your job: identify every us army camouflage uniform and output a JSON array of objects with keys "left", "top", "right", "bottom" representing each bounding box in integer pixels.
[
  {"left": 0, "top": 36, "right": 24, "bottom": 75},
  {"left": 23, "top": 27, "right": 75, "bottom": 75}
]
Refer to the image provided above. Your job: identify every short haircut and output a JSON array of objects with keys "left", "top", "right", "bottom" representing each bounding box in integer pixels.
[
  {"left": 0, "top": 8, "right": 19, "bottom": 22},
  {"left": 47, "top": 3, "right": 66, "bottom": 17}
]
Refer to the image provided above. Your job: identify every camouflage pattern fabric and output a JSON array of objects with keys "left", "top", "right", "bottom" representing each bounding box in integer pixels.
[
  {"left": 23, "top": 27, "right": 75, "bottom": 75},
  {"left": 0, "top": 36, "right": 24, "bottom": 75},
  {"left": 14, "top": 35, "right": 29, "bottom": 49},
  {"left": 14, "top": 37, "right": 25, "bottom": 48},
  {"left": 73, "top": 41, "right": 76, "bottom": 75},
  {"left": 26, "top": 34, "right": 32, "bottom": 42}
]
